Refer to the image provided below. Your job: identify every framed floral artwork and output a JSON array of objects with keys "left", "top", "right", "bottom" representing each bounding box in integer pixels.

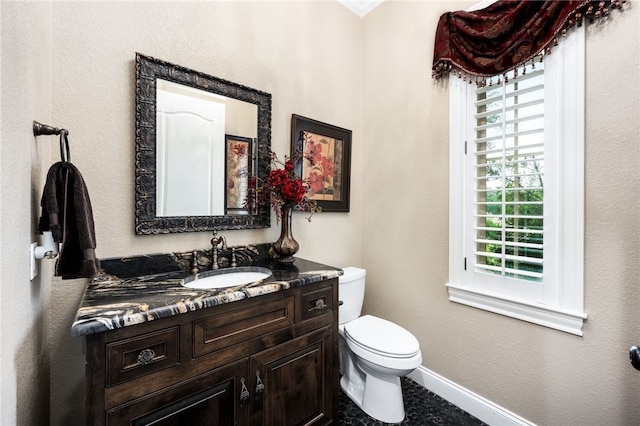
[
  {"left": 290, "top": 114, "right": 352, "bottom": 212},
  {"left": 225, "top": 135, "right": 253, "bottom": 215}
]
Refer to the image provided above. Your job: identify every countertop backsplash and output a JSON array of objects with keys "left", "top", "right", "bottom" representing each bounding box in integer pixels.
[{"left": 98, "top": 243, "right": 272, "bottom": 279}]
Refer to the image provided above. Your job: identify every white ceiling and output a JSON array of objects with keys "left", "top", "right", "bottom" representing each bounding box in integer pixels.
[{"left": 338, "top": 0, "right": 384, "bottom": 17}]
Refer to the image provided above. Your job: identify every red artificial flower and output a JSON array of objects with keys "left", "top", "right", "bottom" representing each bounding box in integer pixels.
[
  {"left": 245, "top": 149, "right": 320, "bottom": 222},
  {"left": 281, "top": 179, "right": 306, "bottom": 204},
  {"left": 267, "top": 169, "right": 288, "bottom": 187}
]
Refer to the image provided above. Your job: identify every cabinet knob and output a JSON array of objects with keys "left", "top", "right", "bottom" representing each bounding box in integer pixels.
[
  {"left": 136, "top": 348, "right": 156, "bottom": 365},
  {"left": 315, "top": 298, "right": 326, "bottom": 310}
]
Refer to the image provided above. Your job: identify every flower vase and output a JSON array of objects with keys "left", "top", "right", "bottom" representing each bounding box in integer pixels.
[{"left": 272, "top": 207, "right": 299, "bottom": 263}]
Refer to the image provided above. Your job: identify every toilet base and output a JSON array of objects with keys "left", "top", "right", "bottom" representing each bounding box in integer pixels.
[{"left": 340, "top": 370, "right": 405, "bottom": 424}]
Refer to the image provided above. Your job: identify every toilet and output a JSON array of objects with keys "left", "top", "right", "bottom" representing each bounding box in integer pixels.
[{"left": 338, "top": 267, "right": 422, "bottom": 423}]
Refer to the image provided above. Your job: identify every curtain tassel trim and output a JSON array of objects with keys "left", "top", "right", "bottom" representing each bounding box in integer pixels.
[{"left": 432, "top": 0, "right": 628, "bottom": 84}]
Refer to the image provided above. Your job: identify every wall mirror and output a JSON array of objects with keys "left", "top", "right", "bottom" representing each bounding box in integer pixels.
[{"left": 135, "top": 53, "right": 271, "bottom": 234}]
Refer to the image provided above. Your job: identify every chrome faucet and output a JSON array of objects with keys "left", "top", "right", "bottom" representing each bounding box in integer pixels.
[{"left": 210, "top": 230, "right": 227, "bottom": 270}]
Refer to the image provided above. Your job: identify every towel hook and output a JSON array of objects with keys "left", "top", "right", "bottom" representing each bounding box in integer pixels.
[{"left": 33, "top": 121, "right": 70, "bottom": 164}]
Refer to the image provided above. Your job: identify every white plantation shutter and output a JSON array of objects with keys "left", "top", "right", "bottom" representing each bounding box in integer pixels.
[{"left": 473, "top": 62, "right": 545, "bottom": 282}]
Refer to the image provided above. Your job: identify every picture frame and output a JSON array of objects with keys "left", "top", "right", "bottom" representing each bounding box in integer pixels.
[
  {"left": 291, "top": 114, "right": 352, "bottom": 212},
  {"left": 224, "top": 134, "right": 254, "bottom": 215}
]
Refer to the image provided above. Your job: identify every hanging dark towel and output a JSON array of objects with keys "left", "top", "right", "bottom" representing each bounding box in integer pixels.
[{"left": 38, "top": 162, "right": 100, "bottom": 279}]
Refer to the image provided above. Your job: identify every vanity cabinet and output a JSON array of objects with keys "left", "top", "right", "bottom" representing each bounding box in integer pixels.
[{"left": 84, "top": 278, "right": 338, "bottom": 425}]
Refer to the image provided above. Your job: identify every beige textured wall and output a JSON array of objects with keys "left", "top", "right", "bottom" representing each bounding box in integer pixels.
[
  {"left": 362, "top": 2, "right": 640, "bottom": 425},
  {"left": 1, "top": 2, "right": 54, "bottom": 425}
]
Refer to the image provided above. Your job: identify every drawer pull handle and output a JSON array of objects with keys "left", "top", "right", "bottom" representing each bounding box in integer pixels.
[
  {"left": 136, "top": 348, "right": 156, "bottom": 365},
  {"left": 239, "top": 378, "right": 250, "bottom": 408},
  {"left": 255, "top": 371, "right": 264, "bottom": 402},
  {"left": 315, "top": 298, "right": 326, "bottom": 310}
]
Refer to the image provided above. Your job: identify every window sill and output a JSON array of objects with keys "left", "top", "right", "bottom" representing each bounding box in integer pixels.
[{"left": 446, "top": 283, "right": 587, "bottom": 336}]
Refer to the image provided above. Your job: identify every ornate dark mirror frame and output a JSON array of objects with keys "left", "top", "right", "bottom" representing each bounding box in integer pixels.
[{"left": 135, "top": 53, "right": 271, "bottom": 234}]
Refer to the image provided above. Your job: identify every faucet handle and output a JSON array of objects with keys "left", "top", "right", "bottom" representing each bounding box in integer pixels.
[{"left": 190, "top": 251, "right": 199, "bottom": 275}]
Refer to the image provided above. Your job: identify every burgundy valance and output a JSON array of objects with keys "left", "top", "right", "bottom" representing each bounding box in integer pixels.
[{"left": 432, "top": 0, "right": 626, "bottom": 80}]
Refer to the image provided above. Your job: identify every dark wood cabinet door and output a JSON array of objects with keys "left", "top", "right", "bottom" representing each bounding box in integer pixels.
[
  {"left": 105, "top": 359, "right": 249, "bottom": 426},
  {"left": 249, "top": 326, "right": 334, "bottom": 426}
]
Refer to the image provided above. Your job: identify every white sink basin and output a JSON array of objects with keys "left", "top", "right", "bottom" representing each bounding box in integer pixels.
[{"left": 182, "top": 267, "right": 271, "bottom": 289}]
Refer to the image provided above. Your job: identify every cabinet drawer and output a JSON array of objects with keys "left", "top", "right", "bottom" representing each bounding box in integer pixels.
[
  {"left": 300, "top": 285, "right": 334, "bottom": 321},
  {"left": 106, "top": 327, "right": 180, "bottom": 386},
  {"left": 193, "top": 296, "right": 295, "bottom": 358}
]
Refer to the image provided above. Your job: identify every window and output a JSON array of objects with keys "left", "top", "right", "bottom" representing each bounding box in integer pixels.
[{"left": 446, "top": 25, "right": 587, "bottom": 335}]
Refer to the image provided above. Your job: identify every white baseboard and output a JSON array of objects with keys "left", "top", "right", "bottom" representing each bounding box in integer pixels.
[{"left": 407, "top": 366, "right": 536, "bottom": 426}]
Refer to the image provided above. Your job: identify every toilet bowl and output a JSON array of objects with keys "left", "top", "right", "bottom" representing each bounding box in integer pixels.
[{"left": 338, "top": 267, "right": 422, "bottom": 423}]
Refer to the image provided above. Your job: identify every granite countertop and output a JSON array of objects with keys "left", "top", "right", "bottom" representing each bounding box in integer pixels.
[{"left": 71, "top": 257, "right": 342, "bottom": 337}]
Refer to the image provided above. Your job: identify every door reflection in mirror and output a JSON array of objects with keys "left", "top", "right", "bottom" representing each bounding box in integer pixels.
[
  {"left": 155, "top": 79, "right": 258, "bottom": 217},
  {"left": 156, "top": 79, "right": 226, "bottom": 216}
]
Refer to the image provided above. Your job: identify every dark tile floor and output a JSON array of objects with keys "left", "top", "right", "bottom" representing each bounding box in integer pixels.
[{"left": 338, "top": 377, "right": 487, "bottom": 425}]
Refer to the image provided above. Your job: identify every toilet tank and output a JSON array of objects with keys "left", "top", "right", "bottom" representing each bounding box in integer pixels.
[{"left": 338, "top": 267, "right": 366, "bottom": 325}]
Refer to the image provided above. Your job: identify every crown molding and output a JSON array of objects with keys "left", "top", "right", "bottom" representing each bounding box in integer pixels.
[{"left": 338, "top": 0, "right": 384, "bottom": 17}]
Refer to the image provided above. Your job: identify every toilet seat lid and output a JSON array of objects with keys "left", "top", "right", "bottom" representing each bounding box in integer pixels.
[{"left": 344, "top": 315, "right": 420, "bottom": 358}]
